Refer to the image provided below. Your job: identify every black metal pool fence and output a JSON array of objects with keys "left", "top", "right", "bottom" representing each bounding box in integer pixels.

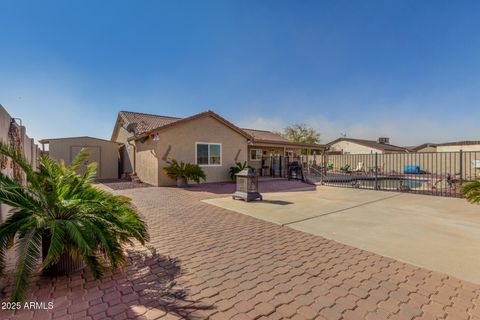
[{"left": 303, "top": 151, "right": 480, "bottom": 197}]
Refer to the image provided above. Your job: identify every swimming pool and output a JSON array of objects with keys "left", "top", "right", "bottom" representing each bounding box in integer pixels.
[
  {"left": 354, "top": 178, "right": 426, "bottom": 190},
  {"left": 320, "top": 174, "right": 430, "bottom": 190}
]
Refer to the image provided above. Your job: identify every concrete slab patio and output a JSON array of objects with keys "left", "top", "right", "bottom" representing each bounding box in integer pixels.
[{"left": 204, "top": 186, "right": 480, "bottom": 284}]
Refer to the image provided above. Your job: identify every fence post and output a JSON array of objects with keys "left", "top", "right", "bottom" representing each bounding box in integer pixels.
[
  {"left": 459, "top": 149, "right": 463, "bottom": 185},
  {"left": 270, "top": 156, "right": 273, "bottom": 176},
  {"left": 374, "top": 152, "right": 379, "bottom": 189},
  {"left": 321, "top": 153, "right": 325, "bottom": 184}
]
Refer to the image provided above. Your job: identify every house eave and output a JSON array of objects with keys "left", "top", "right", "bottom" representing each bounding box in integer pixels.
[{"left": 250, "top": 139, "right": 325, "bottom": 149}]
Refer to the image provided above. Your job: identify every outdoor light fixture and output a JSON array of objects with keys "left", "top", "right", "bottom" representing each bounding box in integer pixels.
[
  {"left": 152, "top": 133, "right": 160, "bottom": 141},
  {"left": 232, "top": 168, "right": 262, "bottom": 202}
]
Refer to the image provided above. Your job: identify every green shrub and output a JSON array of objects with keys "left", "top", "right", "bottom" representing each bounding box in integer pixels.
[
  {"left": 0, "top": 143, "right": 149, "bottom": 302},
  {"left": 229, "top": 161, "right": 252, "bottom": 180},
  {"left": 162, "top": 158, "right": 206, "bottom": 184}
]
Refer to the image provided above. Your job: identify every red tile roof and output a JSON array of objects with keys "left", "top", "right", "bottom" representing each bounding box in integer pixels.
[
  {"left": 241, "top": 128, "right": 290, "bottom": 143},
  {"left": 116, "top": 110, "right": 324, "bottom": 148},
  {"left": 118, "top": 111, "right": 181, "bottom": 135}
]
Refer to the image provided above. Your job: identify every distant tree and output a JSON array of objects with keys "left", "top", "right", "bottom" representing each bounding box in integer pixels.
[{"left": 279, "top": 124, "right": 321, "bottom": 144}]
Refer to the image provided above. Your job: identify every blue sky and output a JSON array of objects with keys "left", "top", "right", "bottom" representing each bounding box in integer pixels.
[{"left": 1, "top": 0, "right": 479, "bottom": 145}]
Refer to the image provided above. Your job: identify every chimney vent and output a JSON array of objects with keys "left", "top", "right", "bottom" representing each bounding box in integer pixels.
[{"left": 378, "top": 137, "right": 390, "bottom": 144}]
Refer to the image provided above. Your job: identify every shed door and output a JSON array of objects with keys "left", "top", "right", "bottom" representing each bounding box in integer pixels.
[{"left": 70, "top": 146, "right": 101, "bottom": 178}]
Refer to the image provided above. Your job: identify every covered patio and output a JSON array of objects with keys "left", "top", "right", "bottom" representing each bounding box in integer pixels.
[{"left": 246, "top": 140, "right": 324, "bottom": 178}]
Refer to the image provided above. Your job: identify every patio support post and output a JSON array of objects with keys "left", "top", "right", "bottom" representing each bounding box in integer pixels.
[
  {"left": 459, "top": 149, "right": 463, "bottom": 185},
  {"left": 279, "top": 155, "right": 282, "bottom": 177},
  {"left": 308, "top": 148, "right": 311, "bottom": 176},
  {"left": 321, "top": 152, "right": 325, "bottom": 185}
]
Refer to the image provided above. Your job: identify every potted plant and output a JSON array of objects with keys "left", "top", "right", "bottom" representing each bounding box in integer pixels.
[
  {"left": 229, "top": 161, "right": 252, "bottom": 180},
  {"left": 163, "top": 158, "right": 206, "bottom": 187},
  {"left": 0, "top": 143, "right": 149, "bottom": 302}
]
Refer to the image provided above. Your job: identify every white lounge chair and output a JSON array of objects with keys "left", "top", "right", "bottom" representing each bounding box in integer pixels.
[{"left": 352, "top": 162, "right": 365, "bottom": 174}]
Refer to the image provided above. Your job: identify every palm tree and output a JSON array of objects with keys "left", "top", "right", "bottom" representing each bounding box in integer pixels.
[
  {"left": 0, "top": 142, "right": 149, "bottom": 302},
  {"left": 162, "top": 158, "right": 206, "bottom": 187},
  {"left": 462, "top": 179, "right": 480, "bottom": 204}
]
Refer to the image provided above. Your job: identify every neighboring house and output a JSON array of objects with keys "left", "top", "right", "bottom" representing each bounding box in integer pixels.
[
  {"left": 111, "top": 110, "right": 323, "bottom": 186},
  {"left": 326, "top": 137, "right": 407, "bottom": 154},
  {"left": 407, "top": 141, "right": 480, "bottom": 153},
  {"left": 406, "top": 143, "right": 438, "bottom": 153},
  {"left": 435, "top": 141, "right": 480, "bottom": 152},
  {"left": 39, "top": 136, "right": 119, "bottom": 180}
]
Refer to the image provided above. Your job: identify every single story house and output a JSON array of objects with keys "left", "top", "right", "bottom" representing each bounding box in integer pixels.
[
  {"left": 435, "top": 141, "right": 480, "bottom": 152},
  {"left": 406, "top": 143, "right": 438, "bottom": 153},
  {"left": 111, "top": 110, "right": 324, "bottom": 186},
  {"left": 39, "top": 136, "right": 119, "bottom": 180},
  {"left": 326, "top": 137, "right": 407, "bottom": 154},
  {"left": 406, "top": 141, "right": 480, "bottom": 153}
]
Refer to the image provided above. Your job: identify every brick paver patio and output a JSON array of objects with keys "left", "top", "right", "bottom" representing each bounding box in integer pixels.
[{"left": 1, "top": 180, "right": 480, "bottom": 319}]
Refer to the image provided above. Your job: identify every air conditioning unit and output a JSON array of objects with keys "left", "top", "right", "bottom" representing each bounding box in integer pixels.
[{"left": 378, "top": 137, "right": 390, "bottom": 144}]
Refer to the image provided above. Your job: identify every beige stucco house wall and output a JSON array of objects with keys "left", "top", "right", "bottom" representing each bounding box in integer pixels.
[
  {"left": 328, "top": 140, "right": 383, "bottom": 154},
  {"left": 42, "top": 137, "right": 119, "bottom": 180},
  {"left": 114, "top": 126, "right": 135, "bottom": 174},
  {"left": 437, "top": 144, "right": 480, "bottom": 152},
  {"left": 414, "top": 146, "right": 437, "bottom": 153},
  {"left": 135, "top": 115, "right": 248, "bottom": 186}
]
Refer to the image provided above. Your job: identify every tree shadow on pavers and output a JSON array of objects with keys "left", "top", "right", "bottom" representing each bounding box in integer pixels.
[
  {"left": 0, "top": 247, "right": 214, "bottom": 320},
  {"left": 123, "top": 247, "right": 215, "bottom": 319}
]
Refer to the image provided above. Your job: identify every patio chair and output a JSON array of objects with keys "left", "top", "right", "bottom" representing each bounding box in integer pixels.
[
  {"left": 340, "top": 164, "right": 351, "bottom": 174},
  {"left": 351, "top": 162, "right": 365, "bottom": 174}
]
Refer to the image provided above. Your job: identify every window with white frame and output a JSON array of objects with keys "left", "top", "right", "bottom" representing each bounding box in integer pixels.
[
  {"left": 250, "top": 149, "right": 262, "bottom": 161},
  {"left": 196, "top": 143, "right": 222, "bottom": 166}
]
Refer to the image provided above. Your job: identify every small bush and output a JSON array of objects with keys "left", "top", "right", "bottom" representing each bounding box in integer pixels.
[
  {"left": 0, "top": 143, "right": 149, "bottom": 302},
  {"left": 229, "top": 161, "right": 252, "bottom": 180},
  {"left": 163, "top": 158, "right": 206, "bottom": 183}
]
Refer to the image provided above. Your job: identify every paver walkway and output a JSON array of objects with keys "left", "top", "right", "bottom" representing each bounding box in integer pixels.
[{"left": 1, "top": 180, "right": 480, "bottom": 319}]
